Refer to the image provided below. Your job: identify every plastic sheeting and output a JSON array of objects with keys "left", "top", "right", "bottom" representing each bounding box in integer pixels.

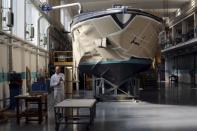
[{"left": 71, "top": 11, "right": 162, "bottom": 85}]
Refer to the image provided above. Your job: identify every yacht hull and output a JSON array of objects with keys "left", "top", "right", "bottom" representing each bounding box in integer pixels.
[{"left": 71, "top": 8, "right": 162, "bottom": 85}]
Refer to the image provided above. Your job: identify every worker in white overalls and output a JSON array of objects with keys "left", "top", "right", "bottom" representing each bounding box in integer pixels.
[{"left": 50, "top": 66, "right": 65, "bottom": 104}]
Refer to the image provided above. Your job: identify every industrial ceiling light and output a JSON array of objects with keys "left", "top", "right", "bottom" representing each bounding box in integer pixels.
[
  {"left": 176, "top": 8, "right": 181, "bottom": 17},
  {"left": 191, "top": 0, "right": 195, "bottom": 7}
]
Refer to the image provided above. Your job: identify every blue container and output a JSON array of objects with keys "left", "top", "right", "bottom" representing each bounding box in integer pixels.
[
  {"left": 9, "top": 72, "right": 22, "bottom": 110},
  {"left": 32, "top": 81, "right": 47, "bottom": 92},
  {"left": 46, "top": 80, "right": 50, "bottom": 91},
  {"left": 9, "top": 84, "right": 21, "bottom": 109}
]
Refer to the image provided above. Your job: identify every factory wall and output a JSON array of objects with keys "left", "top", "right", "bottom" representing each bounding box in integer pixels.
[
  {"left": 0, "top": 0, "right": 68, "bottom": 109},
  {"left": 13, "top": 0, "right": 25, "bottom": 39},
  {"left": 25, "top": 0, "right": 40, "bottom": 45},
  {"left": 0, "top": 44, "right": 9, "bottom": 108},
  {"left": 163, "top": 0, "right": 197, "bottom": 86},
  {"left": 0, "top": 0, "right": 60, "bottom": 109},
  {"left": 0, "top": 39, "right": 49, "bottom": 109}
]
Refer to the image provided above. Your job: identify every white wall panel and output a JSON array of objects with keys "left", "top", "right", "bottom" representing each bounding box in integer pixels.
[
  {"left": 26, "top": 2, "right": 40, "bottom": 45},
  {"left": 38, "top": 55, "right": 46, "bottom": 69},
  {"left": 13, "top": 0, "right": 25, "bottom": 39},
  {"left": 30, "top": 53, "right": 37, "bottom": 72},
  {"left": 30, "top": 53, "right": 37, "bottom": 83},
  {"left": 0, "top": 45, "right": 8, "bottom": 72},
  {"left": 12, "top": 47, "right": 22, "bottom": 72},
  {"left": 25, "top": 51, "right": 31, "bottom": 69},
  {"left": 0, "top": 44, "right": 9, "bottom": 108}
]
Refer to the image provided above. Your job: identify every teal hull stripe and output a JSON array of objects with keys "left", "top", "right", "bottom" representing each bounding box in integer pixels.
[
  {"left": 0, "top": 72, "right": 38, "bottom": 83},
  {"left": 80, "top": 59, "right": 152, "bottom": 65}
]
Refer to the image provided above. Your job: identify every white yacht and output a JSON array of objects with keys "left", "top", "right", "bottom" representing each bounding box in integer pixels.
[{"left": 71, "top": 7, "right": 163, "bottom": 85}]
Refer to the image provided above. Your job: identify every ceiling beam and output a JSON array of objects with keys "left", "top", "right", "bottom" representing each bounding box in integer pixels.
[{"left": 63, "top": 0, "right": 190, "bottom": 14}]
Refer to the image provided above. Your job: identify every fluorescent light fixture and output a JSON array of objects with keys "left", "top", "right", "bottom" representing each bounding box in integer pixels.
[
  {"left": 191, "top": 0, "right": 195, "bottom": 7},
  {"left": 176, "top": 8, "right": 181, "bottom": 17}
]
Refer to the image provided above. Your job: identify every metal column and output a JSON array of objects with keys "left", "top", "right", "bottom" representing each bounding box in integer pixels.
[{"left": 8, "top": 0, "right": 13, "bottom": 72}]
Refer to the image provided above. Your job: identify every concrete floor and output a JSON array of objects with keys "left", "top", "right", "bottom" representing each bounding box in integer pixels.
[{"left": 1, "top": 83, "right": 197, "bottom": 131}]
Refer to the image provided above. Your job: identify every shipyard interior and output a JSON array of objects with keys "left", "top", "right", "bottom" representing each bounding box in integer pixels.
[{"left": 1, "top": 0, "right": 197, "bottom": 131}]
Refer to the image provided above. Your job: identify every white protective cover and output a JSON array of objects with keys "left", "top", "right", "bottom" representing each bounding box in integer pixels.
[{"left": 71, "top": 14, "right": 162, "bottom": 79}]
